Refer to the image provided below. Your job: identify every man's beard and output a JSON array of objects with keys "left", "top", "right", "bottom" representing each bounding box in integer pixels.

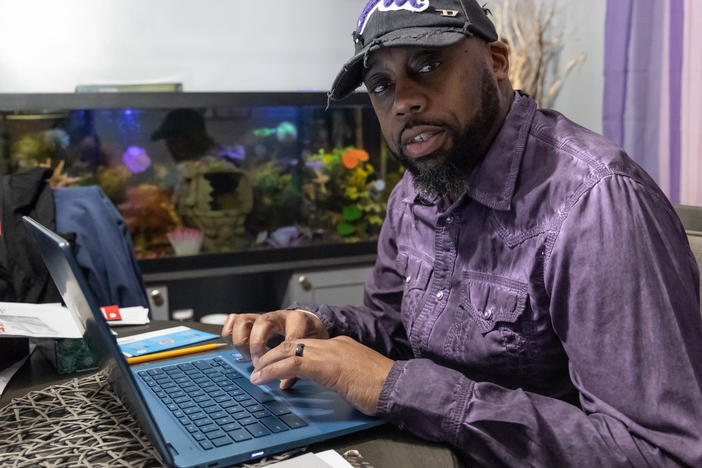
[{"left": 391, "top": 67, "right": 502, "bottom": 200}]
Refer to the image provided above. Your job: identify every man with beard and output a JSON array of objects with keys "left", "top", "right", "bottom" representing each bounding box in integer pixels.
[{"left": 222, "top": 1, "right": 702, "bottom": 466}]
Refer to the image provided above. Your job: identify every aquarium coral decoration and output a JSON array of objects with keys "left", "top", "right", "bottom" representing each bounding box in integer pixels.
[
  {"left": 252, "top": 122, "right": 298, "bottom": 143},
  {"left": 166, "top": 228, "right": 203, "bottom": 256},
  {"left": 342, "top": 148, "right": 369, "bottom": 169},
  {"left": 174, "top": 156, "right": 254, "bottom": 253},
  {"left": 11, "top": 129, "right": 70, "bottom": 170},
  {"left": 97, "top": 165, "right": 131, "bottom": 201},
  {"left": 39, "top": 159, "right": 81, "bottom": 188},
  {"left": 122, "top": 146, "right": 151, "bottom": 173},
  {"left": 118, "top": 184, "right": 182, "bottom": 258}
]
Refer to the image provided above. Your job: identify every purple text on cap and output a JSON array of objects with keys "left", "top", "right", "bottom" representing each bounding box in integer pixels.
[{"left": 357, "top": 0, "right": 430, "bottom": 35}]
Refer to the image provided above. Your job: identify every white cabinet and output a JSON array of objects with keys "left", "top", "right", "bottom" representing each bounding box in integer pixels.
[{"left": 281, "top": 264, "right": 373, "bottom": 307}]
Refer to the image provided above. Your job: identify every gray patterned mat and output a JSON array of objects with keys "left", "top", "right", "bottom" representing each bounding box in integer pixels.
[{"left": 0, "top": 370, "right": 304, "bottom": 467}]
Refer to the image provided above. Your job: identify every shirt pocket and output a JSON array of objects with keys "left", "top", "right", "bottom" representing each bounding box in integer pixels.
[
  {"left": 397, "top": 252, "right": 433, "bottom": 334},
  {"left": 461, "top": 271, "right": 529, "bottom": 334},
  {"left": 443, "top": 271, "right": 534, "bottom": 381}
]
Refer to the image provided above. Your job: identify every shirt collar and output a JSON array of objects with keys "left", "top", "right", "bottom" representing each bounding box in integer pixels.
[
  {"left": 405, "top": 91, "right": 537, "bottom": 211},
  {"left": 466, "top": 91, "right": 537, "bottom": 211}
]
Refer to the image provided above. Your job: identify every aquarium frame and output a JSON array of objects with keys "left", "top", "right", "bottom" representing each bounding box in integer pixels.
[
  {"left": 0, "top": 92, "right": 371, "bottom": 111},
  {"left": 139, "top": 241, "right": 377, "bottom": 282}
]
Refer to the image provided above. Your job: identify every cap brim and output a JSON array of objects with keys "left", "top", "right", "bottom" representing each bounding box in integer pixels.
[{"left": 329, "top": 28, "right": 468, "bottom": 101}]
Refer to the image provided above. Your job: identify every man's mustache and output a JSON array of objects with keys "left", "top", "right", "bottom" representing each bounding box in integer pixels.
[{"left": 397, "top": 119, "right": 451, "bottom": 148}]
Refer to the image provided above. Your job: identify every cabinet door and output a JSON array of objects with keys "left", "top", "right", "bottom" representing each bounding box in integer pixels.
[{"left": 282, "top": 264, "right": 373, "bottom": 307}]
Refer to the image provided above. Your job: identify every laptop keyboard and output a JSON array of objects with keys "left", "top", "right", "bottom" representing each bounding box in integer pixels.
[{"left": 137, "top": 356, "right": 308, "bottom": 450}]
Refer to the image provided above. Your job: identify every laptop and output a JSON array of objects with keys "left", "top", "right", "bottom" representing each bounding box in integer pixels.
[{"left": 23, "top": 216, "right": 382, "bottom": 467}]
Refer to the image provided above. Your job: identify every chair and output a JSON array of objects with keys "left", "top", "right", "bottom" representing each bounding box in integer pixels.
[
  {"left": 54, "top": 186, "right": 149, "bottom": 311},
  {"left": 675, "top": 205, "right": 702, "bottom": 316}
]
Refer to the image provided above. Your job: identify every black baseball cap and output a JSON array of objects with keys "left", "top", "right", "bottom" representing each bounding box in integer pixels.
[
  {"left": 329, "top": 0, "right": 498, "bottom": 100},
  {"left": 151, "top": 108, "right": 208, "bottom": 141}
]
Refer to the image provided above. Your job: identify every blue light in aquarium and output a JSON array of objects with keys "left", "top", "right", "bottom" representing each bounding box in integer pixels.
[
  {"left": 116, "top": 109, "right": 141, "bottom": 134},
  {"left": 257, "top": 106, "right": 299, "bottom": 122},
  {"left": 122, "top": 145, "right": 151, "bottom": 173}
]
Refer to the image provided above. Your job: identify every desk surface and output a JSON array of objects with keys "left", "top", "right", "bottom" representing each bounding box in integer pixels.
[{"left": 1, "top": 320, "right": 460, "bottom": 468}]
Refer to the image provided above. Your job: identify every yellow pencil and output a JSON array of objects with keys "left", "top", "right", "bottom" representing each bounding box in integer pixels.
[{"left": 127, "top": 342, "right": 227, "bottom": 365}]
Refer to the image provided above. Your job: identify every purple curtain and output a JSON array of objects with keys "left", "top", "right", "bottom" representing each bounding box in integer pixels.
[{"left": 603, "top": 0, "right": 684, "bottom": 204}]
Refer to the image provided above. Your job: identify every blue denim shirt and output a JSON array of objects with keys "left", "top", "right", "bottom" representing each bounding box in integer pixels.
[{"left": 296, "top": 92, "right": 702, "bottom": 466}]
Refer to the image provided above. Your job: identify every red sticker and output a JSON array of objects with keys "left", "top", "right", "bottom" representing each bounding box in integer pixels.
[{"left": 101, "top": 305, "right": 122, "bottom": 321}]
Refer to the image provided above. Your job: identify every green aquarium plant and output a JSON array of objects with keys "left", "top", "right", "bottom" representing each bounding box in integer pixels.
[
  {"left": 248, "top": 161, "right": 302, "bottom": 235},
  {"left": 303, "top": 147, "right": 387, "bottom": 241}
]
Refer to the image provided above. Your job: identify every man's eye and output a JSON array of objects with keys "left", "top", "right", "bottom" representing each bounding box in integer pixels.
[
  {"left": 369, "top": 80, "right": 390, "bottom": 94},
  {"left": 418, "top": 61, "right": 440, "bottom": 73}
]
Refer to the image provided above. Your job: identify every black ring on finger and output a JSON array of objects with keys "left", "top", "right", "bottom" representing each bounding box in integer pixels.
[{"left": 295, "top": 343, "right": 305, "bottom": 357}]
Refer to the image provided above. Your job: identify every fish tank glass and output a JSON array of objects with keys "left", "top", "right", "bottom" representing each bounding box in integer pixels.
[{"left": 0, "top": 93, "right": 403, "bottom": 262}]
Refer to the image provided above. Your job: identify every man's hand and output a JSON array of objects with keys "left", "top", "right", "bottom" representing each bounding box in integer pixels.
[
  {"left": 221, "top": 309, "right": 329, "bottom": 389},
  {"left": 250, "top": 336, "right": 394, "bottom": 416}
]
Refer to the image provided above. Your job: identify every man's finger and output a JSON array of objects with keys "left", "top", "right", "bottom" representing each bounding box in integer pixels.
[
  {"left": 279, "top": 377, "right": 299, "bottom": 390},
  {"left": 284, "top": 312, "right": 309, "bottom": 341},
  {"left": 230, "top": 317, "right": 254, "bottom": 345},
  {"left": 250, "top": 356, "right": 307, "bottom": 385},
  {"left": 249, "top": 313, "right": 284, "bottom": 344},
  {"left": 254, "top": 340, "right": 304, "bottom": 370},
  {"left": 249, "top": 313, "right": 287, "bottom": 364},
  {"left": 221, "top": 313, "right": 237, "bottom": 337}
]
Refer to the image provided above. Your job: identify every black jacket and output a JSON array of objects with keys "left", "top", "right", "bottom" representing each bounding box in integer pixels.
[{"left": 0, "top": 167, "right": 61, "bottom": 303}]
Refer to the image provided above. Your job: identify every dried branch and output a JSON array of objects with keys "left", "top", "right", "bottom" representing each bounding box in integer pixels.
[{"left": 491, "top": 0, "right": 587, "bottom": 108}]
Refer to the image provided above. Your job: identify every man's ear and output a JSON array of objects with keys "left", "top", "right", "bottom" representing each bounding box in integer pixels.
[{"left": 488, "top": 39, "right": 510, "bottom": 79}]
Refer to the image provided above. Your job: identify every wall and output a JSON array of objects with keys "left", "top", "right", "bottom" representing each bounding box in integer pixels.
[
  {"left": 547, "top": 0, "right": 606, "bottom": 133},
  {"left": 0, "top": 0, "right": 362, "bottom": 93},
  {"left": 0, "top": 0, "right": 605, "bottom": 132}
]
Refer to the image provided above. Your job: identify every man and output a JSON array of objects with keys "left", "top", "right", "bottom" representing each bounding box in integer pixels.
[{"left": 223, "top": 1, "right": 702, "bottom": 465}]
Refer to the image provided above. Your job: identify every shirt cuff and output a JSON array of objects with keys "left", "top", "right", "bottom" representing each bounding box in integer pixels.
[
  {"left": 285, "top": 302, "right": 336, "bottom": 335},
  {"left": 376, "top": 359, "right": 475, "bottom": 445}
]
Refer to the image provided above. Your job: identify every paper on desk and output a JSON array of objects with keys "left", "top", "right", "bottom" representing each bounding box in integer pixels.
[
  {"left": 0, "top": 302, "right": 84, "bottom": 338},
  {"left": 116, "top": 325, "right": 220, "bottom": 357},
  {"left": 0, "top": 354, "right": 30, "bottom": 399},
  {"left": 315, "top": 450, "right": 355, "bottom": 468},
  {"left": 104, "top": 306, "right": 150, "bottom": 326},
  {"left": 264, "top": 450, "right": 353, "bottom": 468}
]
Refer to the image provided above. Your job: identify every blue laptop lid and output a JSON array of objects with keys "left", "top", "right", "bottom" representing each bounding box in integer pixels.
[{"left": 22, "top": 215, "right": 175, "bottom": 466}]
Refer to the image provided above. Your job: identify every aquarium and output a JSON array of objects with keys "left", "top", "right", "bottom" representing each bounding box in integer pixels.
[{"left": 0, "top": 93, "right": 402, "bottom": 262}]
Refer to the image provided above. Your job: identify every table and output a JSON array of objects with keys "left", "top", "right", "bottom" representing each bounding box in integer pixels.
[{"left": 0, "top": 321, "right": 462, "bottom": 467}]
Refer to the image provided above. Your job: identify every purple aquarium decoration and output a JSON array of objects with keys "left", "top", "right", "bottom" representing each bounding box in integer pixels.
[
  {"left": 222, "top": 144, "right": 246, "bottom": 161},
  {"left": 357, "top": 0, "right": 429, "bottom": 34},
  {"left": 305, "top": 160, "right": 325, "bottom": 170},
  {"left": 122, "top": 146, "right": 151, "bottom": 173}
]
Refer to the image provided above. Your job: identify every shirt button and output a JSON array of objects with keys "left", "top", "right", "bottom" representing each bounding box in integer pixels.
[
  {"left": 405, "top": 275, "right": 411, "bottom": 283},
  {"left": 483, "top": 307, "right": 494, "bottom": 320},
  {"left": 436, "top": 291, "right": 444, "bottom": 299}
]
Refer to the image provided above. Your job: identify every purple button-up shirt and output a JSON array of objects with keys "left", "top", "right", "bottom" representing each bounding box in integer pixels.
[{"left": 296, "top": 92, "right": 702, "bottom": 466}]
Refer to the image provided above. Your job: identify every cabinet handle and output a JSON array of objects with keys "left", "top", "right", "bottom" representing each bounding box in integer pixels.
[
  {"left": 298, "top": 276, "right": 312, "bottom": 291},
  {"left": 150, "top": 289, "right": 165, "bottom": 306}
]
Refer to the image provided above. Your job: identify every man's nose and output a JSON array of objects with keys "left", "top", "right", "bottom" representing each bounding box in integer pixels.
[{"left": 392, "top": 79, "right": 427, "bottom": 117}]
